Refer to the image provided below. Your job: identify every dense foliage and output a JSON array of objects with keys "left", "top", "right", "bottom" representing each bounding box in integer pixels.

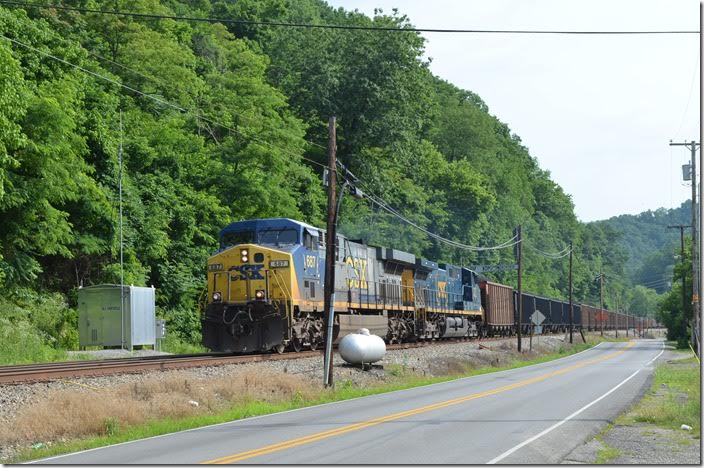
[
  {"left": 591, "top": 201, "right": 691, "bottom": 290},
  {"left": 0, "top": 0, "right": 665, "bottom": 353},
  {"left": 657, "top": 238, "right": 693, "bottom": 348}
]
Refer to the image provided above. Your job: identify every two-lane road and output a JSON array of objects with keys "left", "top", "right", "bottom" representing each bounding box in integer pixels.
[{"left": 33, "top": 339, "right": 664, "bottom": 464}]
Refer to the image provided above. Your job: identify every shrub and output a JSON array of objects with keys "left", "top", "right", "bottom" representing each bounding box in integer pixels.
[
  {"left": 161, "top": 307, "right": 202, "bottom": 346},
  {"left": 159, "top": 335, "right": 207, "bottom": 354},
  {"left": 0, "top": 288, "right": 78, "bottom": 350},
  {"left": 0, "top": 318, "right": 67, "bottom": 364}
]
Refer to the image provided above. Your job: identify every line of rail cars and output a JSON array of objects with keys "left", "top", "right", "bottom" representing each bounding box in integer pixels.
[{"left": 202, "top": 218, "right": 657, "bottom": 353}]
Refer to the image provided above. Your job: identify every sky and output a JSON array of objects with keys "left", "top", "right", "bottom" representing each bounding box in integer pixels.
[{"left": 327, "top": 0, "right": 701, "bottom": 222}]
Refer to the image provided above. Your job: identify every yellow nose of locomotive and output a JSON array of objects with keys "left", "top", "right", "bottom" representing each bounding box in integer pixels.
[{"left": 207, "top": 244, "right": 294, "bottom": 305}]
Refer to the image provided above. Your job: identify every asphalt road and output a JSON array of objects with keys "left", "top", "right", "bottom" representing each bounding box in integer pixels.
[{"left": 33, "top": 339, "right": 665, "bottom": 465}]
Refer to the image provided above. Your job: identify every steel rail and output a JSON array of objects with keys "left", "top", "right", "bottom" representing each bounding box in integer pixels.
[{"left": 0, "top": 332, "right": 602, "bottom": 385}]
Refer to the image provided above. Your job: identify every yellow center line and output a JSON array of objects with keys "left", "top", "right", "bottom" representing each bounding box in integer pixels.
[{"left": 204, "top": 341, "right": 637, "bottom": 464}]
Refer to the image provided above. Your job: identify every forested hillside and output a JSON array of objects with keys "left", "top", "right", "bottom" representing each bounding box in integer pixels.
[
  {"left": 591, "top": 201, "right": 691, "bottom": 293},
  {"left": 0, "top": 0, "right": 663, "bottom": 359}
]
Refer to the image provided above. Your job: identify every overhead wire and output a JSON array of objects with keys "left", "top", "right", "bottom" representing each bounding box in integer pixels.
[
  {"left": 672, "top": 54, "right": 700, "bottom": 140},
  {"left": 0, "top": 1, "right": 698, "bottom": 35},
  {"left": 524, "top": 243, "right": 572, "bottom": 259},
  {"left": 633, "top": 279, "right": 671, "bottom": 289},
  {"left": 0, "top": 33, "right": 330, "bottom": 171},
  {"left": 4, "top": 4, "right": 677, "bottom": 265},
  {"left": 335, "top": 161, "right": 521, "bottom": 252},
  {"left": 1, "top": 31, "right": 508, "bottom": 257},
  {"left": 84, "top": 47, "right": 330, "bottom": 159}
]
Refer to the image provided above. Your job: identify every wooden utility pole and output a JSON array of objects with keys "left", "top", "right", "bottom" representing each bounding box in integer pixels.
[
  {"left": 323, "top": 116, "right": 337, "bottom": 388},
  {"left": 569, "top": 241, "right": 573, "bottom": 344},
  {"left": 671, "top": 140, "right": 700, "bottom": 352},
  {"left": 615, "top": 293, "right": 619, "bottom": 338},
  {"left": 600, "top": 272, "right": 604, "bottom": 337},
  {"left": 669, "top": 224, "right": 691, "bottom": 346},
  {"left": 516, "top": 225, "right": 523, "bottom": 352}
]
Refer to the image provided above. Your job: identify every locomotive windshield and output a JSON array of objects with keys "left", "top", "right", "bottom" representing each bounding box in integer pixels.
[
  {"left": 258, "top": 228, "right": 298, "bottom": 245},
  {"left": 221, "top": 230, "right": 254, "bottom": 249}
]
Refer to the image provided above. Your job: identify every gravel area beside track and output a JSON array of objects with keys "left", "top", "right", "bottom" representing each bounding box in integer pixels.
[
  {"left": 0, "top": 333, "right": 604, "bottom": 462},
  {"left": 66, "top": 349, "right": 171, "bottom": 360}
]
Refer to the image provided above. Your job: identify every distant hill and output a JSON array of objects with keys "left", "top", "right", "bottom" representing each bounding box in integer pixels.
[{"left": 590, "top": 201, "right": 691, "bottom": 292}]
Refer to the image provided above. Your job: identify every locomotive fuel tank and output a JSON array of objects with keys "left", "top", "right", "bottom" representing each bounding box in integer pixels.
[{"left": 441, "top": 316, "right": 470, "bottom": 338}]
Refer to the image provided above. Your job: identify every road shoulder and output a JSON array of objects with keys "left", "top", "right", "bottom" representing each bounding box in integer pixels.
[{"left": 562, "top": 349, "right": 701, "bottom": 464}]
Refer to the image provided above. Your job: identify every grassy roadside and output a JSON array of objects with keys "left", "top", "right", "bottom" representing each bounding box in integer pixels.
[
  {"left": 9, "top": 337, "right": 612, "bottom": 463},
  {"left": 615, "top": 354, "right": 701, "bottom": 436},
  {"left": 580, "top": 350, "right": 701, "bottom": 464}
]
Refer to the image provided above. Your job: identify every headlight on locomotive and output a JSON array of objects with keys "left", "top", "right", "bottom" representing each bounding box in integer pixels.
[
  {"left": 240, "top": 248, "right": 249, "bottom": 263},
  {"left": 255, "top": 289, "right": 265, "bottom": 300},
  {"left": 212, "top": 291, "right": 222, "bottom": 302}
]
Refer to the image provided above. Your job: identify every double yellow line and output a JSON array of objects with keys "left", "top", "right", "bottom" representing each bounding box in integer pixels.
[{"left": 204, "top": 341, "right": 636, "bottom": 464}]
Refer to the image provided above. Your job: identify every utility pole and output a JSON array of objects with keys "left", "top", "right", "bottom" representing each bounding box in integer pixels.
[
  {"left": 118, "top": 110, "right": 125, "bottom": 351},
  {"left": 698, "top": 0, "right": 703, "bottom": 360},
  {"left": 323, "top": 116, "right": 337, "bottom": 388},
  {"left": 615, "top": 294, "right": 619, "bottom": 338},
  {"left": 669, "top": 224, "right": 690, "bottom": 333},
  {"left": 569, "top": 242, "right": 573, "bottom": 344},
  {"left": 600, "top": 272, "right": 604, "bottom": 337},
  {"left": 516, "top": 225, "right": 523, "bottom": 352},
  {"left": 671, "top": 140, "right": 700, "bottom": 352}
]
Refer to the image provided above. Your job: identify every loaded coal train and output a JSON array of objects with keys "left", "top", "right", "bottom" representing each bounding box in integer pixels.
[{"left": 202, "top": 218, "right": 658, "bottom": 353}]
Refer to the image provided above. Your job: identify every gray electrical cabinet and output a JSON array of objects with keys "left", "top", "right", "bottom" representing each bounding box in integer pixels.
[{"left": 78, "top": 284, "right": 156, "bottom": 350}]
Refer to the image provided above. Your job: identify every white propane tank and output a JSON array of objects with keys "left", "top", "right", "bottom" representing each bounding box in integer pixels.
[{"left": 338, "top": 328, "right": 386, "bottom": 364}]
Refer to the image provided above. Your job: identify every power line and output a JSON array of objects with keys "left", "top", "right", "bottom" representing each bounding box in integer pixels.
[
  {"left": 84, "top": 47, "right": 330, "bottom": 157},
  {"left": 638, "top": 275, "right": 672, "bottom": 285},
  {"left": 1, "top": 1, "right": 698, "bottom": 35},
  {"left": 335, "top": 162, "right": 520, "bottom": 252},
  {"left": 632, "top": 269, "right": 674, "bottom": 282},
  {"left": 364, "top": 191, "right": 521, "bottom": 251},
  {"left": 524, "top": 242, "right": 572, "bottom": 259},
  {"left": 0, "top": 33, "right": 328, "bottom": 171},
  {"left": 673, "top": 54, "right": 700, "bottom": 139}
]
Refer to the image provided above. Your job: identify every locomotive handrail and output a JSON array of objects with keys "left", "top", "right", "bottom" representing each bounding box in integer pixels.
[
  {"left": 269, "top": 269, "right": 293, "bottom": 323},
  {"left": 338, "top": 280, "right": 466, "bottom": 314}
]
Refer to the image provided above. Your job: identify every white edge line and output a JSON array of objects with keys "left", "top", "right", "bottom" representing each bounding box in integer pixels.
[
  {"left": 646, "top": 341, "right": 665, "bottom": 366},
  {"left": 487, "top": 340, "right": 665, "bottom": 464},
  {"left": 28, "top": 339, "right": 609, "bottom": 464},
  {"left": 487, "top": 368, "right": 642, "bottom": 464}
]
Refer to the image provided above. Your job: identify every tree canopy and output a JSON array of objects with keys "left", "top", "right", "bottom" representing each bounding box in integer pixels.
[{"left": 0, "top": 0, "right": 666, "bottom": 349}]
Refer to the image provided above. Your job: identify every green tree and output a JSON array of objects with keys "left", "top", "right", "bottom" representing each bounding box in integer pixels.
[{"left": 657, "top": 238, "right": 692, "bottom": 347}]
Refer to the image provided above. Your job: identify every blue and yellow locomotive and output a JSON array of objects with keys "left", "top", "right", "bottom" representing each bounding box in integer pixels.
[{"left": 202, "top": 218, "right": 484, "bottom": 353}]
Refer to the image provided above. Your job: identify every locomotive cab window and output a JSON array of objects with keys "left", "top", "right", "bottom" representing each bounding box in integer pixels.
[
  {"left": 258, "top": 229, "right": 298, "bottom": 245},
  {"left": 221, "top": 231, "right": 254, "bottom": 249},
  {"left": 304, "top": 229, "right": 317, "bottom": 250}
]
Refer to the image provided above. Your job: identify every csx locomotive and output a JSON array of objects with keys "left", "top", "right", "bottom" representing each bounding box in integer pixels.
[
  {"left": 202, "top": 218, "right": 483, "bottom": 353},
  {"left": 202, "top": 218, "right": 658, "bottom": 353}
]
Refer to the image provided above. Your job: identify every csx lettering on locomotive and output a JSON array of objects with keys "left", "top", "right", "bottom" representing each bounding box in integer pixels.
[
  {"left": 229, "top": 264, "right": 265, "bottom": 280},
  {"left": 345, "top": 256, "right": 368, "bottom": 289}
]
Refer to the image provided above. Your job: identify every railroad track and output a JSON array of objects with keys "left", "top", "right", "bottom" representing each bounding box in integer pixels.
[{"left": 0, "top": 333, "right": 583, "bottom": 385}]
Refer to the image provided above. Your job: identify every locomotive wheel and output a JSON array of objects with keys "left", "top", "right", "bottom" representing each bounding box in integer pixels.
[
  {"left": 309, "top": 339, "right": 318, "bottom": 351},
  {"left": 274, "top": 343, "right": 285, "bottom": 354},
  {"left": 291, "top": 337, "right": 303, "bottom": 353}
]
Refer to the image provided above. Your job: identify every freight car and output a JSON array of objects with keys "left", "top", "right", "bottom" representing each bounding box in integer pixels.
[
  {"left": 479, "top": 281, "right": 514, "bottom": 336},
  {"left": 202, "top": 218, "right": 483, "bottom": 353}
]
